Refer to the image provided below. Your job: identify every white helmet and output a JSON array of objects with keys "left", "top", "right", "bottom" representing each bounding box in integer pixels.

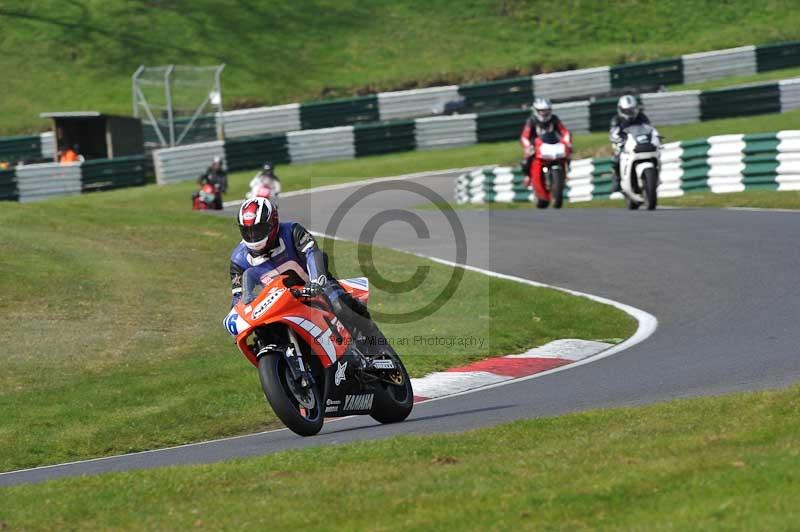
[
  {"left": 532, "top": 98, "right": 553, "bottom": 123},
  {"left": 617, "top": 95, "right": 640, "bottom": 121}
]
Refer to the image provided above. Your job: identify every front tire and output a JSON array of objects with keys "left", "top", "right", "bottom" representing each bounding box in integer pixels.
[
  {"left": 643, "top": 168, "right": 658, "bottom": 210},
  {"left": 551, "top": 166, "right": 565, "bottom": 209},
  {"left": 258, "top": 354, "right": 324, "bottom": 436}
]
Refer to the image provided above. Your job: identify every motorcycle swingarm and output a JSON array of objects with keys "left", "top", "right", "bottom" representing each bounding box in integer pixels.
[{"left": 321, "top": 349, "right": 378, "bottom": 418}]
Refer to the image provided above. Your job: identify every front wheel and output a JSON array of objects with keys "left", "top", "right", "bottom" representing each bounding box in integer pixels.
[
  {"left": 258, "top": 354, "right": 324, "bottom": 436},
  {"left": 643, "top": 168, "right": 658, "bottom": 210},
  {"left": 551, "top": 166, "right": 565, "bottom": 209}
]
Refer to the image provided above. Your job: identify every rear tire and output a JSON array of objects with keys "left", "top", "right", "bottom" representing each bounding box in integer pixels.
[
  {"left": 643, "top": 168, "right": 658, "bottom": 210},
  {"left": 536, "top": 199, "right": 549, "bottom": 209},
  {"left": 258, "top": 354, "right": 324, "bottom": 437},
  {"left": 551, "top": 167, "right": 564, "bottom": 209},
  {"left": 368, "top": 332, "right": 413, "bottom": 424}
]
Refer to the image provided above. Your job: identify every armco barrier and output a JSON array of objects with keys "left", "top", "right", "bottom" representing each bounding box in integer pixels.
[
  {"left": 40, "top": 132, "right": 56, "bottom": 160},
  {"left": 221, "top": 104, "right": 300, "bottom": 139},
  {"left": 455, "top": 130, "right": 800, "bottom": 204},
  {"left": 476, "top": 109, "right": 528, "bottom": 143},
  {"left": 779, "top": 78, "right": 800, "bottom": 111},
  {"left": 287, "top": 126, "right": 355, "bottom": 163},
  {"left": 354, "top": 121, "right": 416, "bottom": 157},
  {"left": 151, "top": 76, "right": 800, "bottom": 185},
  {"left": 80, "top": 156, "right": 147, "bottom": 192},
  {"left": 640, "top": 91, "right": 701, "bottom": 125},
  {"left": 682, "top": 45, "right": 757, "bottom": 85},
  {"left": 16, "top": 163, "right": 82, "bottom": 203},
  {"left": 0, "top": 168, "right": 18, "bottom": 201},
  {"left": 153, "top": 141, "right": 225, "bottom": 185},
  {"left": 415, "top": 114, "right": 477, "bottom": 150},
  {"left": 299, "top": 95, "right": 380, "bottom": 130},
  {"left": 610, "top": 58, "right": 683, "bottom": 89},
  {"left": 756, "top": 41, "right": 800, "bottom": 72},
  {"left": 0, "top": 135, "right": 41, "bottom": 164},
  {"left": 553, "top": 101, "right": 590, "bottom": 134},
  {"left": 224, "top": 134, "right": 289, "bottom": 171},
  {"left": 700, "top": 83, "right": 781, "bottom": 120},
  {"left": 533, "top": 66, "right": 611, "bottom": 101},
  {"left": 458, "top": 77, "right": 533, "bottom": 114},
  {"left": 377, "top": 86, "right": 461, "bottom": 121}
]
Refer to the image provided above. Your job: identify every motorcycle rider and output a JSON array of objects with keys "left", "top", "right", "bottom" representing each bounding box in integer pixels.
[
  {"left": 197, "top": 156, "right": 228, "bottom": 209},
  {"left": 609, "top": 95, "right": 651, "bottom": 192},
  {"left": 520, "top": 98, "right": 572, "bottom": 207},
  {"left": 230, "top": 197, "right": 376, "bottom": 342},
  {"left": 249, "top": 162, "right": 282, "bottom": 199}
]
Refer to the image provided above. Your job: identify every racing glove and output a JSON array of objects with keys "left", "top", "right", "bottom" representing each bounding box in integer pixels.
[{"left": 301, "top": 275, "right": 327, "bottom": 297}]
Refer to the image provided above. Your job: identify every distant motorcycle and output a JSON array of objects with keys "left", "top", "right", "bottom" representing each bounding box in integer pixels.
[
  {"left": 245, "top": 176, "right": 280, "bottom": 204},
  {"left": 618, "top": 124, "right": 661, "bottom": 210},
  {"left": 524, "top": 131, "right": 569, "bottom": 209},
  {"left": 192, "top": 181, "right": 222, "bottom": 210},
  {"left": 223, "top": 270, "right": 413, "bottom": 436}
]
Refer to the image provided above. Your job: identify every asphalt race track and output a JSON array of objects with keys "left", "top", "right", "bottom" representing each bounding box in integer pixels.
[{"left": 3, "top": 171, "right": 799, "bottom": 487}]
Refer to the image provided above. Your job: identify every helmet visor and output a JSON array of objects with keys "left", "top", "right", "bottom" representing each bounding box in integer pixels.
[
  {"left": 535, "top": 108, "right": 552, "bottom": 122},
  {"left": 239, "top": 221, "right": 272, "bottom": 244}
]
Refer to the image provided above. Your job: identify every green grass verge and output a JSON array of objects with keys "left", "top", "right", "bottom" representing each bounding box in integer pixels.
[
  {"left": 0, "top": 179, "right": 634, "bottom": 472},
  {"left": 669, "top": 65, "right": 800, "bottom": 91},
  {"left": 227, "top": 109, "right": 800, "bottom": 198},
  {"left": 3, "top": 1, "right": 800, "bottom": 134},
  {"left": 2, "top": 384, "right": 798, "bottom": 529}
]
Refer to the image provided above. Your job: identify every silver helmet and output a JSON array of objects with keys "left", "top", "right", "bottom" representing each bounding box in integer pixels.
[
  {"left": 617, "top": 95, "right": 640, "bottom": 121},
  {"left": 532, "top": 98, "right": 553, "bottom": 123}
]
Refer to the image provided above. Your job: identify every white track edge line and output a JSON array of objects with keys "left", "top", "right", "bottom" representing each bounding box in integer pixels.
[
  {"left": 310, "top": 230, "right": 658, "bottom": 408},
  {"left": 1, "top": 170, "right": 655, "bottom": 480}
]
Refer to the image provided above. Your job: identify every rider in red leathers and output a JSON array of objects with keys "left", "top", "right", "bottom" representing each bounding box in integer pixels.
[{"left": 520, "top": 98, "right": 572, "bottom": 207}]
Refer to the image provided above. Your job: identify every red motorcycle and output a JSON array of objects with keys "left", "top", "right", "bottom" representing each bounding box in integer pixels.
[
  {"left": 223, "top": 270, "right": 414, "bottom": 436},
  {"left": 192, "top": 181, "right": 223, "bottom": 210},
  {"left": 524, "top": 131, "right": 570, "bottom": 209}
]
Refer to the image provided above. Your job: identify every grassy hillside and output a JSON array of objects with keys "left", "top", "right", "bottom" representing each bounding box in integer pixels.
[{"left": 3, "top": 0, "right": 800, "bottom": 134}]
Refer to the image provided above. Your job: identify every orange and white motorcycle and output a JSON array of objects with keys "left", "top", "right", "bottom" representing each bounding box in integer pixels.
[{"left": 223, "top": 270, "right": 413, "bottom": 436}]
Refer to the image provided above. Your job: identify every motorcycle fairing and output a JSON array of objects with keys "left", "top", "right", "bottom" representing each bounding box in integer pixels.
[{"left": 322, "top": 349, "right": 377, "bottom": 417}]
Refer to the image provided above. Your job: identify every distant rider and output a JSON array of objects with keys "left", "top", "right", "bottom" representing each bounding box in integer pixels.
[
  {"left": 249, "top": 162, "right": 282, "bottom": 199},
  {"left": 197, "top": 156, "right": 228, "bottom": 209},
  {"left": 520, "top": 98, "right": 572, "bottom": 206},
  {"left": 230, "top": 197, "right": 377, "bottom": 341},
  {"left": 609, "top": 95, "right": 651, "bottom": 192}
]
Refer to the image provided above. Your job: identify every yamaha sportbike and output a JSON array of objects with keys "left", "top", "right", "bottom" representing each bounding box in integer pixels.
[{"left": 223, "top": 270, "right": 413, "bottom": 436}]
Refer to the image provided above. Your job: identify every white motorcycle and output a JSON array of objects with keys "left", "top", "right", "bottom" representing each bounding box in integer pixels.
[
  {"left": 246, "top": 175, "right": 280, "bottom": 203},
  {"left": 617, "top": 124, "right": 661, "bottom": 210}
]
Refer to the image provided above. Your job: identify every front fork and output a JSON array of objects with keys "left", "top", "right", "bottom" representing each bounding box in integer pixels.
[{"left": 256, "top": 329, "right": 315, "bottom": 389}]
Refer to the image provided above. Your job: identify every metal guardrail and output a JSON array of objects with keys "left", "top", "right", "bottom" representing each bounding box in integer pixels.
[
  {"left": 415, "top": 114, "right": 477, "bottom": 150},
  {"left": 221, "top": 104, "right": 301, "bottom": 139},
  {"left": 153, "top": 141, "right": 225, "bottom": 185},
  {"left": 15, "top": 163, "right": 82, "bottom": 203},
  {"left": 287, "top": 126, "right": 355, "bottom": 163}
]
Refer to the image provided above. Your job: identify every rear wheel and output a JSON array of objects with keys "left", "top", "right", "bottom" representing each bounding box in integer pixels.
[
  {"left": 625, "top": 195, "right": 640, "bottom": 210},
  {"left": 536, "top": 198, "right": 549, "bottom": 209},
  {"left": 368, "top": 332, "right": 413, "bottom": 424},
  {"left": 258, "top": 353, "right": 324, "bottom": 436},
  {"left": 551, "top": 166, "right": 565, "bottom": 209},
  {"left": 643, "top": 168, "right": 658, "bottom": 210}
]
